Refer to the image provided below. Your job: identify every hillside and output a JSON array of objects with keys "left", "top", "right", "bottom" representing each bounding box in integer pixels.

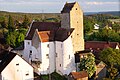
[
  {"left": 0, "top": 11, "right": 61, "bottom": 22},
  {"left": 84, "top": 11, "right": 120, "bottom": 16}
]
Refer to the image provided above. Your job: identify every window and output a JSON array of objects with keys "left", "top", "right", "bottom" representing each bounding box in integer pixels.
[
  {"left": 25, "top": 71, "right": 29, "bottom": 76},
  {"left": 76, "top": 8, "right": 77, "bottom": 10},
  {"left": 30, "top": 50, "right": 32, "bottom": 53},
  {"left": 60, "top": 64, "right": 61, "bottom": 67},
  {"left": 69, "top": 55, "right": 70, "bottom": 59},
  {"left": 16, "top": 63, "right": 19, "bottom": 66},
  {"left": 77, "top": 34, "right": 79, "bottom": 35},
  {"left": 61, "top": 44, "right": 62, "bottom": 48},
  {"left": 71, "top": 36, "right": 72, "bottom": 38},
  {"left": 46, "top": 54, "right": 49, "bottom": 58},
  {"left": 56, "top": 53, "right": 57, "bottom": 57},
  {"left": 28, "top": 42, "right": 30, "bottom": 45},
  {"left": 29, "top": 50, "right": 32, "bottom": 58},
  {"left": 47, "top": 44, "right": 49, "bottom": 48}
]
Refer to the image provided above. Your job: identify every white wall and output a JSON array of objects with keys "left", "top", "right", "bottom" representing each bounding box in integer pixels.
[
  {"left": 38, "top": 42, "right": 55, "bottom": 74},
  {"left": 1, "top": 55, "right": 33, "bottom": 80},
  {"left": 56, "top": 36, "right": 76, "bottom": 75},
  {"left": 63, "top": 36, "right": 76, "bottom": 75},
  {"left": 24, "top": 40, "right": 32, "bottom": 62},
  {"left": 56, "top": 41, "right": 63, "bottom": 75}
]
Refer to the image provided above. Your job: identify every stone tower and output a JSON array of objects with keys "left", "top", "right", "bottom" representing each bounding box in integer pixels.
[{"left": 61, "top": 2, "right": 84, "bottom": 52}]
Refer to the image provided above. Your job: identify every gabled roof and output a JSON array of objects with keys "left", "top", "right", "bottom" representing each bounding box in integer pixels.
[
  {"left": 85, "top": 41, "right": 119, "bottom": 50},
  {"left": 0, "top": 50, "right": 16, "bottom": 73},
  {"left": 0, "top": 50, "right": 33, "bottom": 73},
  {"left": 61, "top": 2, "right": 76, "bottom": 13},
  {"left": 70, "top": 71, "right": 88, "bottom": 79},
  {"left": 85, "top": 41, "right": 119, "bottom": 59},
  {"left": 25, "top": 22, "right": 60, "bottom": 40},
  {"left": 26, "top": 21, "right": 74, "bottom": 42},
  {"left": 37, "top": 28, "right": 74, "bottom": 42}
]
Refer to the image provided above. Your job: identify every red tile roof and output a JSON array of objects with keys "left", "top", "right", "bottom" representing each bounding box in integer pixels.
[
  {"left": 85, "top": 41, "right": 119, "bottom": 50},
  {"left": 38, "top": 31, "right": 50, "bottom": 42},
  {"left": 85, "top": 41, "right": 119, "bottom": 59},
  {"left": 61, "top": 2, "right": 76, "bottom": 13},
  {"left": 70, "top": 71, "right": 88, "bottom": 79}
]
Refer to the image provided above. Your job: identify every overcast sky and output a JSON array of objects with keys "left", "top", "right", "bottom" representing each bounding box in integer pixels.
[{"left": 0, "top": 0, "right": 120, "bottom": 13}]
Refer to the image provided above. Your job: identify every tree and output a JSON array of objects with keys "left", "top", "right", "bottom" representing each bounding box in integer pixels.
[
  {"left": 16, "top": 33, "right": 25, "bottom": 47},
  {"left": 22, "top": 15, "right": 30, "bottom": 29},
  {"left": 88, "top": 28, "right": 120, "bottom": 42},
  {"left": 84, "top": 16, "right": 94, "bottom": 34},
  {"left": 8, "top": 15, "right": 15, "bottom": 31},
  {"left": 6, "top": 30, "right": 25, "bottom": 48},
  {"left": 79, "top": 53, "right": 96, "bottom": 78},
  {"left": 100, "top": 48, "right": 120, "bottom": 66},
  {"left": 6, "top": 31, "right": 17, "bottom": 47},
  {"left": 107, "top": 65, "right": 119, "bottom": 79}
]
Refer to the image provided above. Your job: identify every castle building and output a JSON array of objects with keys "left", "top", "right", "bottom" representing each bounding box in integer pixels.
[{"left": 23, "top": 2, "right": 84, "bottom": 75}]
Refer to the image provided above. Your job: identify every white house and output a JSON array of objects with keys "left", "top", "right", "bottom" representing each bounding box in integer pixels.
[
  {"left": 94, "top": 24, "right": 100, "bottom": 30},
  {"left": 23, "top": 2, "right": 84, "bottom": 75},
  {"left": 0, "top": 50, "right": 34, "bottom": 80}
]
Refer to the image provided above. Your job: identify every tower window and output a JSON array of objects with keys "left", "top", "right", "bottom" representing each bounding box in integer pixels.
[{"left": 76, "top": 8, "right": 77, "bottom": 10}]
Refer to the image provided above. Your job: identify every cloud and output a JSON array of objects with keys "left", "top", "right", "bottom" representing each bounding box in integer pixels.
[
  {"left": 86, "top": 1, "right": 119, "bottom": 5},
  {"left": 0, "top": 0, "right": 62, "bottom": 5}
]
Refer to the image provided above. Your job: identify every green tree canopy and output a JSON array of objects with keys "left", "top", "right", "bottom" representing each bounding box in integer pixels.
[
  {"left": 8, "top": 15, "right": 15, "bottom": 31},
  {"left": 100, "top": 48, "right": 120, "bottom": 66},
  {"left": 79, "top": 53, "right": 96, "bottom": 78},
  {"left": 22, "top": 15, "right": 30, "bottom": 29},
  {"left": 88, "top": 28, "right": 120, "bottom": 42},
  {"left": 6, "top": 30, "right": 26, "bottom": 48},
  {"left": 84, "top": 16, "right": 94, "bottom": 34}
]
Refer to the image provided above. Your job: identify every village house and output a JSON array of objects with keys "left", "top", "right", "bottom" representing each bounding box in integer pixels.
[
  {"left": 95, "top": 60, "right": 106, "bottom": 80},
  {"left": 68, "top": 71, "right": 88, "bottom": 80},
  {"left": 22, "top": 2, "right": 84, "bottom": 75},
  {"left": 74, "top": 50, "right": 106, "bottom": 80},
  {"left": 85, "top": 41, "right": 120, "bottom": 59},
  {"left": 0, "top": 50, "right": 34, "bottom": 80}
]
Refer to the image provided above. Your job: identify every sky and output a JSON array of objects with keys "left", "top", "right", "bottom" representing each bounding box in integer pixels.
[{"left": 0, "top": 0, "right": 120, "bottom": 13}]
